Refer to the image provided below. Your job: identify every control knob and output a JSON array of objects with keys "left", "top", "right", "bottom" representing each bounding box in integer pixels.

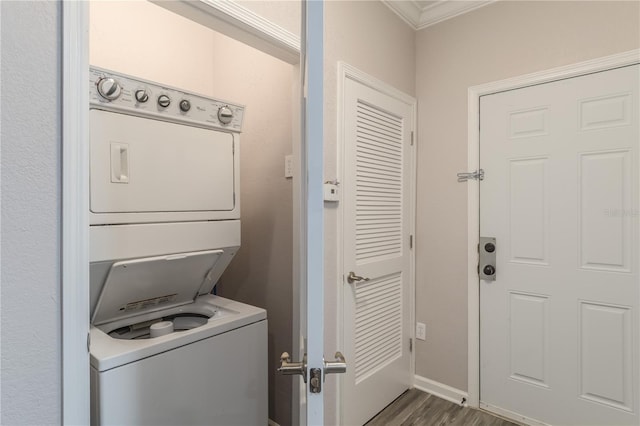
[
  {"left": 218, "top": 105, "right": 234, "bottom": 124},
  {"left": 135, "top": 89, "right": 149, "bottom": 103},
  {"left": 179, "top": 99, "right": 191, "bottom": 112},
  {"left": 158, "top": 94, "right": 171, "bottom": 108},
  {"left": 96, "top": 77, "right": 121, "bottom": 101}
]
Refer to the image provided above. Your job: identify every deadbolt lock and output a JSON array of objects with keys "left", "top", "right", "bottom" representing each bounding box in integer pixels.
[
  {"left": 479, "top": 236, "right": 497, "bottom": 281},
  {"left": 483, "top": 265, "right": 496, "bottom": 276}
]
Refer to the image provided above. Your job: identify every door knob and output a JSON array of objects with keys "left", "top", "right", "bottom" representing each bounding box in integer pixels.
[
  {"left": 347, "top": 271, "right": 370, "bottom": 284},
  {"left": 278, "top": 351, "right": 347, "bottom": 393},
  {"left": 278, "top": 352, "right": 307, "bottom": 382},
  {"left": 324, "top": 351, "right": 347, "bottom": 377}
]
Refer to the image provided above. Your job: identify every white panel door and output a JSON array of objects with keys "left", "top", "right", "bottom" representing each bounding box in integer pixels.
[
  {"left": 480, "top": 64, "right": 639, "bottom": 425},
  {"left": 343, "top": 77, "right": 413, "bottom": 426}
]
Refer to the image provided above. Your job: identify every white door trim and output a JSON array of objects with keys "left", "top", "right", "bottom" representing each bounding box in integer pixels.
[
  {"left": 62, "top": 1, "right": 301, "bottom": 424},
  {"left": 62, "top": 1, "right": 90, "bottom": 424},
  {"left": 466, "top": 49, "right": 640, "bottom": 409},
  {"left": 336, "top": 61, "right": 417, "bottom": 423}
]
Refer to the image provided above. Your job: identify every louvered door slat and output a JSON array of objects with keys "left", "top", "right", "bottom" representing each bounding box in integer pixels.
[
  {"left": 357, "top": 156, "right": 402, "bottom": 171},
  {"left": 354, "top": 137, "right": 403, "bottom": 156},
  {"left": 357, "top": 125, "right": 401, "bottom": 142},
  {"left": 354, "top": 99, "right": 403, "bottom": 265},
  {"left": 354, "top": 272, "right": 403, "bottom": 383},
  {"left": 358, "top": 106, "right": 403, "bottom": 131}
]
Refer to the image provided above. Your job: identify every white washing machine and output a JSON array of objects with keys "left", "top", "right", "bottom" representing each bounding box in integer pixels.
[{"left": 88, "top": 67, "right": 267, "bottom": 425}]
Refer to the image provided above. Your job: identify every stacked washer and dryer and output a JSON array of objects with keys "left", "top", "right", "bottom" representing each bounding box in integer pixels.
[{"left": 88, "top": 67, "right": 267, "bottom": 425}]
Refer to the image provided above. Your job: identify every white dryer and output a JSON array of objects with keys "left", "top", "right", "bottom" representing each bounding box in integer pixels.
[{"left": 88, "top": 67, "right": 267, "bottom": 426}]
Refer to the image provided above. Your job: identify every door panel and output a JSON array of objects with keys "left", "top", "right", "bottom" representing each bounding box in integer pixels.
[
  {"left": 90, "top": 110, "right": 236, "bottom": 218},
  {"left": 343, "top": 77, "right": 413, "bottom": 426},
  {"left": 480, "top": 64, "right": 639, "bottom": 425}
]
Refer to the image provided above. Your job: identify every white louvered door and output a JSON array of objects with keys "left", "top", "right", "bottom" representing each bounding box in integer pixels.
[{"left": 342, "top": 76, "right": 413, "bottom": 426}]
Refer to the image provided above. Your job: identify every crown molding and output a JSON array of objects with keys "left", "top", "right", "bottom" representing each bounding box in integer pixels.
[
  {"left": 380, "top": 0, "right": 422, "bottom": 29},
  {"left": 418, "top": 1, "right": 495, "bottom": 29},
  {"left": 152, "top": 0, "right": 300, "bottom": 64},
  {"left": 383, "top": 0, "right": 496, "bottom": 31}
]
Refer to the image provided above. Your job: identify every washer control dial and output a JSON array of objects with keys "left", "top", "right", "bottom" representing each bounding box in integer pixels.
[
  {"left": 218, "top": 105, "right": 233, "bottom": 124},
  {"left": 158, "top": 94, "right": 171, "bottom": 108},
  {"left": 96, "top": 77, "right": 121, "bottom": 101},
  {"left": 135, "top": 89, "right": 149, "bottom": 103},
  {"left": 179, "top": 99, "right": 191, "bottom": 112}
]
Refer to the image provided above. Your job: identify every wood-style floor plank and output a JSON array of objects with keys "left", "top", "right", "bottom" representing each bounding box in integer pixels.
[{"left": 365, "top": 389, "right": 519, "bottom": 426}]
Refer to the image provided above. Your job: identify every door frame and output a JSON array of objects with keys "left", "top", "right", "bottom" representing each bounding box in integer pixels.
[
  {"left": 62, "top": 2, "right": 302, "bottom": 424},
  {"left": 466, "top": 49, "right": 640, "bottom": 411},
  {"left": 336, "top": 61, "right": 417, "bottom": 424},
  {"left": 61, "top": 2, "right": 90, "bottom": 424}
]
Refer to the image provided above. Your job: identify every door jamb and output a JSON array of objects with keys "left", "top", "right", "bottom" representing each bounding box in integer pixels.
[
  {"left": 466, "top": 49, "right": 640, "bottom": 408},
  {"left": 62, "top": 2, "right": 90, "bottom": 424},
  {"left": 336, "top": 61, "right": 417, "bottom": 424}
]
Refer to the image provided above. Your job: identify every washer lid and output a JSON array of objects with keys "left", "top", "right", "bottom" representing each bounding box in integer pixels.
[{"left": 91, "top": 250, "right": 223, "bottom": 326}]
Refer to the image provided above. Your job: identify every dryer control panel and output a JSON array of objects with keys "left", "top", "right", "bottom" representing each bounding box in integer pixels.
[{"left": 90, "top": 67, "right": 245, "bottom": 132}]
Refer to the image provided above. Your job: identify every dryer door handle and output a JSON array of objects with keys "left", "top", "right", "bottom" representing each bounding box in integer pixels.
[{"left": 110, "top": 143, "right": 129, "bottom": 183}]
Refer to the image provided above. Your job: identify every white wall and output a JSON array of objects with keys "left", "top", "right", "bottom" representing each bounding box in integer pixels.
[
  {"left": 237, "top": 0, "right": 300, "bottom": 37},
  {"left": 1, "top": 1, "right": 62, "bottom": 424},
  {"left": 414, "top": 0, "right": 640, "bottom": 391},
  {"left": 89, "top": 2, "right": 295, "bottom": 424}
]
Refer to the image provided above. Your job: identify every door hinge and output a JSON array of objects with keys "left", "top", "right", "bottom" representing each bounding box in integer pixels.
[
  {"left": 409, "top": 235, "right": 413, "bottom": 249},
  {"left": 410, "top": 131, "right": 414, "bottom": 146},
  {"left": 409, "top": 338, "right": 413, "bottom": 352},
  {"left": 87, "top": 332, "right": 91, "bottom": 353}
]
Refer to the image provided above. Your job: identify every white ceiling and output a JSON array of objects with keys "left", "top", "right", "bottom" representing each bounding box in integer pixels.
[{"left": 382, "top": 0, "right": 496, "bottom": 30}]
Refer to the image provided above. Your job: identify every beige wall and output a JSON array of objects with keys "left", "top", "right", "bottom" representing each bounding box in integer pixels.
[
  {"left": 90, "top": 2, "right": 295, "bottom": 424},
  {"left": 415, "top": 1, "right": 640, "bottom": 391},
  {"left": 237, "top": 0, "right": 300, "bottom": 37},
  {"left": 323, "top": 1, "right": 416, "bottom": 422}
]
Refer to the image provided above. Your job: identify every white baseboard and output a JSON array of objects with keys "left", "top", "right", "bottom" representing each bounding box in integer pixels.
[
  {"left": 268, "top": 419, "right": 280, "bottom": 426},
  {"left": 413, "top": 375, "right": 468, "bottom": 406},
  {"left": 480, "top": 402, "right": 550, "bottom": 426}
]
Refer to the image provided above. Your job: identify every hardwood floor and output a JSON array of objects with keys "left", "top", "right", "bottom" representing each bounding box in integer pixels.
[{"left": 365, "top": 389, "right": 519, "bottom": 426}]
